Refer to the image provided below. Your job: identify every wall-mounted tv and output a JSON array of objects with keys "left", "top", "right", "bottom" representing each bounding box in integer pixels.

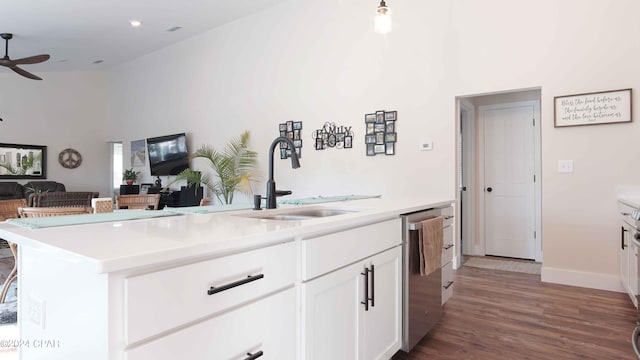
[{"left": 146, "top": 133, "right": 189, "bottom": 176}]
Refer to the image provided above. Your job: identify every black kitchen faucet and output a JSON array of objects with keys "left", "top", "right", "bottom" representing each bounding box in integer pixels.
[{"left": 253, "top": 136, "right": 300, "bottom": 210}]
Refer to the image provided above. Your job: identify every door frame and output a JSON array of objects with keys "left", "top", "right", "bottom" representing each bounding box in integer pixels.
[
  {"left": 478, "top": 100, "right": 542, "bottom": 262},
  {"left": 459, "top": 99, "right": 476, "bottom": 258}
]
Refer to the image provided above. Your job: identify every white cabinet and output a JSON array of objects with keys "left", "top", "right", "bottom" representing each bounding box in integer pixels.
[
  {"left": 619, "top": 200, "right": 637, "bottom": 307},
  {"left": 126, "top": 288, "right": 296, "bottom": 360},
  {"left": 123, "top": 242, "right": 297, "bottom": 358},
  {"left": 441, "top": 206, "right": 455, "bottom": 305},
  {"left": 302, "top": 246, "right": 401, "bottom": 360},
  {"left": 631, "top": 241, "right": 638, "bottom": 305},
  {"left": 125, "top": 242, "right": 295, "bottom": 345}
]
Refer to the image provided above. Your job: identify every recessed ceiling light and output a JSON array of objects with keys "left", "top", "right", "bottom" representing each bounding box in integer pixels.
[
  {"left": 167, "top": 26, "right": 182, "bottom": 32},
  {"left": 130, "top": 20, "right": 142, "bottom": 27},
  {"left": 93, "top": 60, "right": 104, "bottom": 64}
]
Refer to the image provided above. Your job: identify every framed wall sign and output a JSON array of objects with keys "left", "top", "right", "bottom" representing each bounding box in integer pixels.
[
  {"left": 554, "top": 88, "right": 632, "bottom": 127},
  {"left": 0, "top": 143, "right": 47, "bottom": 179}
]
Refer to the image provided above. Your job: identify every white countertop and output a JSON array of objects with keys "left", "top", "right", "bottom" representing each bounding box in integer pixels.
[
  {"left": 617, "top": 185, "right": 640, "bottom": 209},
  {"left": 0, "top": 197, "right": 453, "bottom": 274}
]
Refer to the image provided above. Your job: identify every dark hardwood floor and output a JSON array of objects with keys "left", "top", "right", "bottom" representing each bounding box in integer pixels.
[{"left": 394, "top": 265, "right": 637, "bottom": 360}]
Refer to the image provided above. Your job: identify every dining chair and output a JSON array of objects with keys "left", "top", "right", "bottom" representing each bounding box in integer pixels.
[
  {"left": 0, "top": 198, "right": 27, "bottom": 221},
  {"left": 0, "top": 198, "right": 27, "bottom": 303},
  {"left": 199, "top": 197, "right": 213, "bottom": 206},
  {"left": 115, "top": 194, "right": 161, "bottom": 210},
  {"left": 18, "top": 206, "right": 94, "bottom": 218},
  {"left": 92, "top": 197, "right": 114, "bottom": 213}
]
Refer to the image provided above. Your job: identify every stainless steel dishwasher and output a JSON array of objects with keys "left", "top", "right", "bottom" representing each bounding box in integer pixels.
[{"left": 400, "top": 207, "right": 451, "bottom": 353}]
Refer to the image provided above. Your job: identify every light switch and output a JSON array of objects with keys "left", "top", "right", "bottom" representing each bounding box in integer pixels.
[{"left": 558, "top": 160, "right": 573, "bottom": 173}]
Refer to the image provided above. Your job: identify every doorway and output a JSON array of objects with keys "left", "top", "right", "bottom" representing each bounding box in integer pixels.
[{"left": 456, "top": 89, "right": 542, "bottom": 263}]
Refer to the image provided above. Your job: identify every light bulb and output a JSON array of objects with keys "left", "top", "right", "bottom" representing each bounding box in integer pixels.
[{"left": 375, "top": 1, "right": 391, "bottom": 34}]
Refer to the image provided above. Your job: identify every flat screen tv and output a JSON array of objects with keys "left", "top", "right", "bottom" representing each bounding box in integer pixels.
[{"left": 146, "top": 133, "right": 189, "bottom": 176}]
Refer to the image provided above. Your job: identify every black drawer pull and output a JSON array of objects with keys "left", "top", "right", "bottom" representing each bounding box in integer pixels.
[
  {"left": 207, "top": 274, "right": 264, "bottom": 295},
  {"left": 244, "top": 351, "right": 264, "bottom": 360},
  {"left": 444, "top": 244, "right": 454, "bottom": 250},
  {"left": 444, "top": 215, "right": 454, "bottom": 220},
  {"left": 369, "top": 264, "right": 375, "bottom": 308},
  {"left": 361, "top": 268, "right": 369, "bottom": 311},
  {"left": 443, "top": 281, "right": 454, "bottom": 290}
]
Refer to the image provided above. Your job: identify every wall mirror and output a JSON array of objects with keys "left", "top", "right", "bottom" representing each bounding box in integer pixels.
[{"left": 0, "top": 143, "right": 47, "bottom": 179}]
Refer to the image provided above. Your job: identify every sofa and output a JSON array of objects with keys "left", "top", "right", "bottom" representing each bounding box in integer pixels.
[
  {"left": 22, "top": 181, "right": 66, "bottom": 199},
  {"left": 0, "top": 181, "right": 99, "bottom": 207},
  {"left": 0, "top": 183, "right": 24, "bottom": 200}
]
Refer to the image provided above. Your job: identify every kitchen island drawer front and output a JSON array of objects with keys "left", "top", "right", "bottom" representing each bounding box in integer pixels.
[
  {"left": 301, "top": 219, "right": 401, "bottom": 281},
  {"left": 441, "top": 261, "right": 454, "bottom": 305},
  {"left": 441, "top": 224, "right": 454, "bottom": 264},
  {"left": 125, "top": 288, "right": 296, "bottom": 360},
  {"left": 125, "top": 241, "right": 295, "bottom": 345},
  {"left": 441, "top": 205, "right": 454, "bottom": 217}
]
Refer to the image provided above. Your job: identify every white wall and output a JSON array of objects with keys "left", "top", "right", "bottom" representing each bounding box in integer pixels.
[
  {"left": 0, "top": 71, "right": 111, "bottom": 196},
  {"left": 106, "top": 0, "right": 456, "bottom": 202}
]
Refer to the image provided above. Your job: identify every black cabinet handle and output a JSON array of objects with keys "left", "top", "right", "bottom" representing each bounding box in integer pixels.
[
  {"left": 444, "top": 215, "right": 454, "bottom": 220},
  {"left": 486, "top": 187, "right": 493, "bottom": 192},
  {"left": 443, "top": 281, "right": 454, "bottom": 290},
  {"left": 622, "top": 226, "right": 628, "bottom": 250},
  {"left": 444, "top": 244, "right": 454, "bottom": 250},
  {"left": 361, "top": 268, "right": 369, "bottom": 311},
  {"left": 244, "top": 351, "right": 264, "bottom": 360},
  {"left": 207, "top": 274, "right": 264, "bottom": 295},
  {"left": 369, "top": 264, "right": 375, "bottom": 308}
]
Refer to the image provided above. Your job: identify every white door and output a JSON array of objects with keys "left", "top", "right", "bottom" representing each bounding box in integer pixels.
[
  {"left": 362, "top": 246, "right": 402, "bottom": 360},
  {"left": 482, "top": 102, "right": 536, "bottom": 259}
]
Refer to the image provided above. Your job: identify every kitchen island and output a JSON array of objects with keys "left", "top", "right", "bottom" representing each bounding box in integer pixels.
[{"left": 0, "top": 196, "right": 453, "bottom": 360}]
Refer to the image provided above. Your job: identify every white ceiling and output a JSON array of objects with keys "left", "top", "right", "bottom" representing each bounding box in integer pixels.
[{"left": 0, "top": 0, "right": 287, "bottom": 75}]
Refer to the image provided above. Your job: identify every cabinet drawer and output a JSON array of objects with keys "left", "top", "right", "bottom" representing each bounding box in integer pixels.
[
  {"left": 441, "top": 224, "right": 454, "bottom": 265},
  {"left": 441, "top": 205, "right": 454, "bottom": 218},
  {"left": 125, "top": 288, "right": 296, "bottom": 360},
  {"left": 441, "top": 261, "right": 454, "bottom": 305},
  {"left": 125, "top": 242, "right": 295, "bottom": 345},
  {"left": 301, "top": 219, "right": 402, "bottom": 281}
]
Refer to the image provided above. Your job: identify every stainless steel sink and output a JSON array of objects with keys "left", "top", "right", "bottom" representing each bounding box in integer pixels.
[
  {"left": 253, "top": 214, "right": 317, "bottom": 221},
  {"left": 236, "top": 206, "right": 359, "bottom": 221}
]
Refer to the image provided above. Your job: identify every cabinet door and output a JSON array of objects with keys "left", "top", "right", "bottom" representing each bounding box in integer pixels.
[
  {"left": 630, "top": 241, "right": 638, "bottom": 307},
  {"left": 302, "top": 260, "right": 365, "bottom": 360},
  {"left": 621, "top": 225, "right": 631, "bottom": 293},
  {"left": 362, "top": 246, "right": 402, "bottom": 360}
]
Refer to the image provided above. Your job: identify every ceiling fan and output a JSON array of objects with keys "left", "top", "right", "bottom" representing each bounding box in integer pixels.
[{"left": 0, "top": 33, "right": 49, "bottom": 80}]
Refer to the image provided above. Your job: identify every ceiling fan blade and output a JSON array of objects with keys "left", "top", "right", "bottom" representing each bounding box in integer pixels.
[
  {"left": 0, "top": 58, "right": 15, "bottom": 66},
  {"left": 9, "top": 66, "right": 42, "bottom": 80},
  {"left": 11, "top": 54, "right": 49, "bottom": 65}
]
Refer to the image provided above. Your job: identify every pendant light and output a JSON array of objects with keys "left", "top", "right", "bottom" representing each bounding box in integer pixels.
[{"left": 375, "top": 0, "right": 391, "bottom": 34}]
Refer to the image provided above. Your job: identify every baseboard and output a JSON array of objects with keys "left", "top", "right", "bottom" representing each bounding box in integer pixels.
[{"left": 541, "top": 266, "right": 624, "bottom": 293}]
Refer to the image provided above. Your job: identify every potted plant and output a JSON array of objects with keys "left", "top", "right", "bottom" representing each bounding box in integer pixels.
[
  {"left": 122, "top": 168, "right": 140, "bottom": 185},
  {"left": 192, "top": 130, "right": 258, "bottom": 204}
]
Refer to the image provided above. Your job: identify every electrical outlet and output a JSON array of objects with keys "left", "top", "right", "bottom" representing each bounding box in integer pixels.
[
  {"left": 420, "top": 142, "right": 433, "bottom": 151},
  {"left": 28, "top": 295, "right": 45, "bottom": 329}
]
